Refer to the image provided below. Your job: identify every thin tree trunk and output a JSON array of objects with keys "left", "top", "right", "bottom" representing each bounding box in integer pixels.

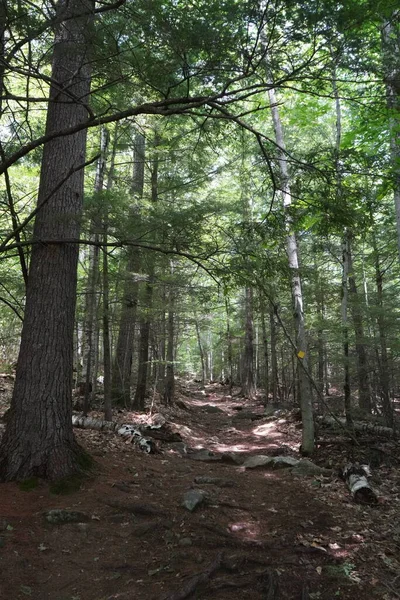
[
  {"left": 241, "top": 287, "right": 256, "bottom": 399},
  {"left": 225, "top": 297, "right": 234, "bottom": 393},
  {"left": 269, "top": 304, "right": 279, "bottom": 403},
  {"left": 347, "top": 235, "right": 371, "bottom": 413},
  {"left": 267, "top": 83, "right": 314, "bottom": 453},
  {"left": 102, "top": 124, "right": 118, "bottom": 421},
  {"left": 111, "top": 132, "right": 145, "bottom": 406},
  {"left": 370, "top": 219, "right": 393, "bottom": 426},
  {"left": 382, "top": 13, "right": 400, "bottom": 261},
  {"left": 341, "top": 232, "right": 352, "bottom": 426},
  {"left": 0, "top": 0, "right": 95, "bottom": 481},
  {"left": 260, "top": 307, "right": 269, "bottom": 402},
  {"left": 163, "top": 264, "right": 175, "bottom": 404},
  {"left": 82, "top": 127, "right": 108, "bottom": 414},
  {"left": 132, "top": 134, "right": 159, "bottom": 410},
  {"left": 195, "top": 317, "right": 206, "bottom": 386}
]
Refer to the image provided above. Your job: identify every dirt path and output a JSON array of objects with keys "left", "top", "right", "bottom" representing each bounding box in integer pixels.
[{"left": 0, "top": 382, "right": 398, "bottom": 599}]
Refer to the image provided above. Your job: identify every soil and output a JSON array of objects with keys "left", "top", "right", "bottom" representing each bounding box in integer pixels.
[{"left": 0, "top": 378, "right": 399, "bottom": 600}]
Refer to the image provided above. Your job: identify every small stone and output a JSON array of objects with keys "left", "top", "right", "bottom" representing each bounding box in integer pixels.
[
  {"left": 108, "top": 513, "right": 128, "bottom": 523},
  {"left": 220, "top": 452, "right": 244, "bottom": 465},
  {"left": 182, "top": 489, "right": 206, "bottom": 512},
  {"left": 201, "top": 405, "right": 225, "bottom": 414},
  {"left": 188, "top": 449, "right": 220, "bottom": 462},
  {"left": 44, "top": 509, "right": 90, "bottom": 524},
  {"left": 271, "top": 456, "right": 299, "bottom": 469},
  {"left": 243, "top": 455, "right": 274, "bottom": 469},
  {"left": 178, "top": 537, "right": 193, "bottom": 547}
]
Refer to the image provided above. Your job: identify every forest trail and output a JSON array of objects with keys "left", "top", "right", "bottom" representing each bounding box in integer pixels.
[{"left": 0, "top": 380, "right": 398, "bottom": 600}]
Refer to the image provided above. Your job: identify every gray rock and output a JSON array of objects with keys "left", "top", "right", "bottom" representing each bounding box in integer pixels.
[
  {"left": 243, "top": 455, "right": 274, "bottom": 469},
  {"left": 243, "top": 455, "right": 299, "bottom": 469},
  {"left": 44, "top": 509, "right": 90, "bottom": 524},
  {"left": 178, "top": 537, "right": 193, "bottom": 546},
  {"left": 220, "top": 452, "right": 244, "bottom": 465},
  {"left": 202, "top": 404, "right": 225, "bottom": 414},
  {"left": 188, "top": 449, "right": 220, "bottom": 462},
  {"left": 182, "top": 489, "right": 206, "bottom": 512},
  {"left": 194, "top": 476, "right": 235, "bottom": 488},
  {"left": 271, "top": 456, "right": 299, "bottom": 469}
]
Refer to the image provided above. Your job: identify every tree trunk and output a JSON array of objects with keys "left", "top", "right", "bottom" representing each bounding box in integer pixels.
[
  {"left": 269, "top": 304, "right": 279, "bottom": 404},
  {"left": 163, "top": 264, "right": 175, "bottom": 404},
  {"left": 267, "top": 83, "right": 314, "bottom": 453},
  {"left": 195, "top": 317, "right": 206, "bottom": 386},
  {"left": 111, "top": 132, "right": 145, "bottom": 406},
  {"left": 132, "top": 134, "right": 159, "bottom": 410},
  {"left": 381, "top": 13, "right": 400, "bottom": 261},
  {"left": 0, "top": 0, "right": 95, "bottom": 481},
  {"left": 241, "top": 287, "right": 256, "bottom": 399},
  {"left": 103, "top": 124, "right": 118, "bottom": 422},
  {"left": 225, "top": 298, "right": 234, "bottom": 393},
  {"left": 371, "top": 219, "right": 393, "bottom": 426},
  {"left": 82, "top": 127, "right": 108, "bottom": 414},
  {"left": 341, "top": 232, "right": 352, "bottom": 426},
  {"left": 347, "top": 235, "right": 371, "bottom": 413},
  {"left": 260, "top": 307, "right": 269, "bottom": 402},
  {"left": 132, "top": 281, "right": 153, "bottom": 410}
]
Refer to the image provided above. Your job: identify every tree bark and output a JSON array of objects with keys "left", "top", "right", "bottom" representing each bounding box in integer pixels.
[
  {"left": 163, "top": 263, "right": 175, "bottom": 404},
  {"left": 241, "top": 287, "right": 256, "bottom": 399},
  {"left": 103, "top": 124, "right": 118, "bottom": 422},
  {"left": 347, "top": 235, "right": 371, "bottom": 413},
  {"left": 267, "top": 83, "right": 314, "bottom": 453},
  {"left": 111, "top": 132, "right": 145, "bottom": 406},
  {"left": 341, "top": 232, "right": 352, "bottom": 426},
  {"left": 382, "top": 12, "right": 400, "bottom": 261},
  {"left": 82, "top": 127, "right": 108, "bottom": 414},
  {"left": 0, "top": 0, "right": 95, "bottom": 481},
  {"left": 133, "top": 133, "right": 159, "bottom": 410}
]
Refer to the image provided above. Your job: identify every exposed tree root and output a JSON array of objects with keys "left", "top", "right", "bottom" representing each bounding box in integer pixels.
[{"left": 160, "top": 552, "right": 223, "bottom": 600}]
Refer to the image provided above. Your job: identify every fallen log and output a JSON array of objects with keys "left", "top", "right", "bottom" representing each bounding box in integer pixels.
[
  {"left": 341, "top": 463, "right": 378, "bottom": 505},
  {"left": 319, "top": 416, "right": 395, "bottom": 438},
  {"left": 71, "top": 415, "right": 158, "bottom": 453}
]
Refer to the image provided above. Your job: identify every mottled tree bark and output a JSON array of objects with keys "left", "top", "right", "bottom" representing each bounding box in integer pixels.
[
  {"left": 267, "top": 83, "right": 314, "bottom": 453},
  {"left": 0, "top": 0, "right": 95, "bottom": 481}
]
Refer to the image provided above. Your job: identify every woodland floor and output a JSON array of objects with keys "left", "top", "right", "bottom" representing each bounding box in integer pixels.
[{"left": 0, "top": 378, "right": 400, "bottom": 600}]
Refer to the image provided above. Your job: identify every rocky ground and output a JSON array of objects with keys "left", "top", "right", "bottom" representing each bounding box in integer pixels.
[{"left": 0, "top": 378, "right": 399, "bottom": 599}]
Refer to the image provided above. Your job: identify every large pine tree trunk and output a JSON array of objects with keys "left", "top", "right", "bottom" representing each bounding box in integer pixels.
[{"left": 0, "top": 0, "right": 95, "bottom": 481}]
